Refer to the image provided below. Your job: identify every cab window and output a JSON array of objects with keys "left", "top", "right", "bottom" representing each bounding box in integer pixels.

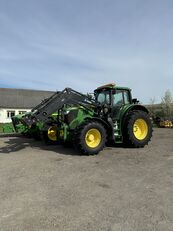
[
  {"left": 124, "top": 91, "right": 130, "bottom": 104},
  {"left": 113, "top": 90, "right": 130, "bottom": 106},
  {"left": 113, "top": 91, "right": 123, "bottom": 106},
  {"left": 96, "top": 91, "right": 110, "bottom": 104}
]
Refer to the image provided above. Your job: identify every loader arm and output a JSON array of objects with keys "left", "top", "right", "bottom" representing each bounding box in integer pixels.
[
  {"left": 22, "top": 88, "right": 99, "bottom": 126},
  {"left": 31, "top": 91, "right": 60, "bottom": 112},
  {"left": 12, "top": 91, "right": 60, "bottom": 130}
]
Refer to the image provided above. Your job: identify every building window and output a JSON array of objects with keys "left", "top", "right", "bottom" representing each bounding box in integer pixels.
[
  {"left": 7, "top": 111, "right": 15, "bottom": 118},
  {"left": 19, "top": 111, "right": 27, "bottom": 115}
]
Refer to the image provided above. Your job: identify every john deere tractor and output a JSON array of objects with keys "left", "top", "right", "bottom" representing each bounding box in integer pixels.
[{"left": 22, "top": 83, "right": 153, "bottom": 155}]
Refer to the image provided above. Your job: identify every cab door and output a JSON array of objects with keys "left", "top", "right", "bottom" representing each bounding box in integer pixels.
[{"left": 111, "top": 90, "right": 131, "bottom": 121}]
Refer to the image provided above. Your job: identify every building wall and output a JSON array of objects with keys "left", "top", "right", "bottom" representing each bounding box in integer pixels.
[{"left": 0, "top": 108, "right": 31, "bottom": 123}]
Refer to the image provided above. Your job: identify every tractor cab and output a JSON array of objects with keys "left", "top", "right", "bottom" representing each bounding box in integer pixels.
[
  {"left": 94, "top": 83, "right": 133, "bottom": 119},
  {"left": 94, "top": 83, "right": 132, "bottom": 106}
]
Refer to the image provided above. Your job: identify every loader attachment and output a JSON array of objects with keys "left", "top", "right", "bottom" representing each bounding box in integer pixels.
[
  {"left": 22, "top": 88, "right": 98, "bottom": 127},
  {"left": 12, "top": 91, "right": 60, "bottom": 130}
]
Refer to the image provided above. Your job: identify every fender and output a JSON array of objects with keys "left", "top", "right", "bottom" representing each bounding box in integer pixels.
[
  {"left": 121, "top": 104, "right": 149, "bottom": 129},
  {"left": 84, "top": 116, "right": 114, "bottom": 140}
]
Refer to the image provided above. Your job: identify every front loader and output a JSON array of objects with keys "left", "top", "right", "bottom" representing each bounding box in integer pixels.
[
  {"left": 22, "top": 83, "right": 153, "bottom": 155},
  {"left": 12, "top": 91, "right": 60, "bottom": 140}
]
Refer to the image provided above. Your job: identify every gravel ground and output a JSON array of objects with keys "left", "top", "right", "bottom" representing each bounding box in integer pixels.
[{"left": 0, "top": 128, "right": 173, "bottom": 231}]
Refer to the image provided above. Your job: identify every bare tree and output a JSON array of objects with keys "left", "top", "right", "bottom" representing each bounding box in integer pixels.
[
  {"left": 149, "top": 97, "right": 156, "bottom": 117},
  {"left": 161, "top": 90, "right": 173, "bottom": 117}
]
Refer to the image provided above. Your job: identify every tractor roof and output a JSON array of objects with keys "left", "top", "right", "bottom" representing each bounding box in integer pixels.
[
  {"left": 96, "top": 83, "right": 116, "bottom": 90},
  {"left": 95, "top": 83, "right": 130, "bottom": 92}
]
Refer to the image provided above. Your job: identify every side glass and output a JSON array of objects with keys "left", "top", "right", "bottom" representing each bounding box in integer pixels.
[
  {"left": 124, "top": 91, "right": 130, "bottom": 104},
  {"left": 97, "top": 91, "right": 110, "bottom": 104},
  {"left": 113, "top": 91, "right": 124, "bottom": 106}
]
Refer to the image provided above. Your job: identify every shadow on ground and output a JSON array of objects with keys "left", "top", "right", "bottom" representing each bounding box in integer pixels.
[
  {"left": 0, "top": 136, "right": 79, "bottom": 156},
  {"left": 0, "top": 136, "right": 123, "bottom": 156}
]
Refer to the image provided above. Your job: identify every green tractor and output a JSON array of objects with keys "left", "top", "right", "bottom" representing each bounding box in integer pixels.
[{"left": 22, "top": 83, "right": 153, "bottom": 155}]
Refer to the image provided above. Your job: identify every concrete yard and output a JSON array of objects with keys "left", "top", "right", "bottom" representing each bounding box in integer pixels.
[{"left": 0, "top": 128, "right": 173, "bottom": 231}]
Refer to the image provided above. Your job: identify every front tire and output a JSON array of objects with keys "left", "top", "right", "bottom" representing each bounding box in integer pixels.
[
  {"left": 74, "top": 121, "right": 106, "bottom": 155},
  {"left": 42, "top": 126, "right": 58, "bottom": 145}
]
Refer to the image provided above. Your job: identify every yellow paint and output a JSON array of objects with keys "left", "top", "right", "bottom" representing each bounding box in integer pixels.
[
  {"left": 48, "top": 126, "right": 57, "bottom": 141},
  {"left": 160, "top": 120, "right": 173, "bottom": 128},
  {"left": 133, "top": 119, "right": 148, "bottom": 140},
  {"left": 59, "top": 130, "right": 64, "bottom": 137},
  {"left": 85, "top": 128, "right": 101, "bottom": 148}
]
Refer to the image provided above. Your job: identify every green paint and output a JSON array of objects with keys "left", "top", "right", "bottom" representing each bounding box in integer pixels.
[{"left": 0, "top": 123, "right": 15, "bottom": 133}]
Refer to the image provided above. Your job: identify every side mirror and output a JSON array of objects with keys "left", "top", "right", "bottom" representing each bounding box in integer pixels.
[{"left": 132, "top": 98, "right": 139, "bottom": 104}]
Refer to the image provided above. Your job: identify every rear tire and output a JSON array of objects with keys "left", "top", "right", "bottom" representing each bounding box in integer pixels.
[
  {"left": 123, "top": 110, "right": 153, "bottom": 148},
  {"left": 74, "top": 121, "right": 106, "bottom": 155}
]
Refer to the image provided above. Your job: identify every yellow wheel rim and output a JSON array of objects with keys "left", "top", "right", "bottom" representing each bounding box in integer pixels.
[
  {"left": 133, "top": 119, "right": 148, "bottom": 140},
  {"left": 48, "top": 126, "right": 57, "bottom": 141},
  {"left": 85, "top": 129, "right": 101, "bottom": 148}
]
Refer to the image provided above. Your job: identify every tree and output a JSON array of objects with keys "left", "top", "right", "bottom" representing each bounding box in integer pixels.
[
  {"left": 149, "top": 97, "right": 156, "bottom": 117},
  {"left": 161, "top": 90, "right": 173, "bottom": 117}
]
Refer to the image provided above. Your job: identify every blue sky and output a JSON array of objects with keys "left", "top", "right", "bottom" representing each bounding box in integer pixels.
[{"left": 0, "top": 0, "right": 173, "bottom": 103}]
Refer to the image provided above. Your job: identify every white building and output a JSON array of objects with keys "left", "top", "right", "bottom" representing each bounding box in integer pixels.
[{"left": 0, "top": 88, "right": 55, "bottom": 123}]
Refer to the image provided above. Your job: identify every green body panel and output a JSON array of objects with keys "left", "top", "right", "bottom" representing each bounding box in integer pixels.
[
  {"left": 68, "top": 107, "right": 94, "bottom": 129},
  {"left": 110, "top": 104, "right": 132, "bottom": 143},
  {"left": 58, "top": 106, "right": 94, "bottom": 142},
  {"left": 109, "top": 104, "right": 139, "bottom": 143},
  {"left": 113, "top": 86, "right": 131, "bottom": 91}
]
